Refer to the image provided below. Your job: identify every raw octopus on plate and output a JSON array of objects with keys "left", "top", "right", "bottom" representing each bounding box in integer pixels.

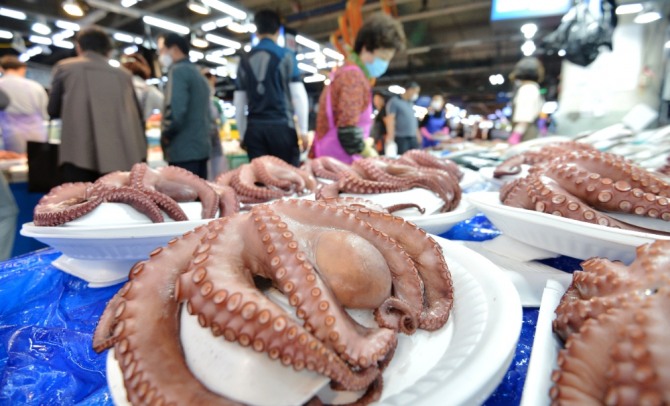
[
  {"left": 304, "top": 149, "right": 463, "bottom": 213},
  {"left": 499, "top": 148, "right": 670, "bottom": 234},
  {"left": 93, "top": 197, "right": 454, "bottom": 405},
  {"left": 550, "top": 240, "right": 670, "bottom": 405}
]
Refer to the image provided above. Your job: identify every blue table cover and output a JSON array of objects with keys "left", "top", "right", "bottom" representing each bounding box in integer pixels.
[{"left": 0, "top": 214, "right": 579, "bottom": 405}]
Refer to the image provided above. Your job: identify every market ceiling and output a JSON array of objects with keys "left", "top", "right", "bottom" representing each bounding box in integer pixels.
[{"left": 0, "top": 0, "right": 565, "bottom": 112}]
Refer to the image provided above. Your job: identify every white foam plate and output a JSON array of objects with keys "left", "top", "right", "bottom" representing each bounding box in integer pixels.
[
  {"left": 106, "top": 237, "right": 522, "bottom": 406},
  {"left": 520, "top": 279, "right": 571, "bottom": 406},
  {"left": 467, "top": 191, "right": 670, "bottom": 264}
]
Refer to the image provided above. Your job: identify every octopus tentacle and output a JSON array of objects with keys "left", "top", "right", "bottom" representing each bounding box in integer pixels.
[
  {"left": 273, "top": 200, "right": 424, "bottom": 334},
  {"left": 207, "top": 181, "right": 240, "bottom": 217},
  {"left": 231, "top": 164, "right": 287, "bottom": 201},
  {"left": 89, "top": 186, "right": 166, "bottom": 223},
  {"left": 309, "top": 156, "right": 358, "bottom": 181},
  {"left": 260, "top": 201, "right": 397, "bottom": 368},
  {"left": 33, "top": 182, "right": 103, "bottom": 226},
  {"left": 348, "top": 208, "right": 454, "bottom": 330},
  {"left": 397, "top": 149, "right": 463, "bottom": 180},
  {"left": 251, "top": 155, "right": 317, "bottom": 195},
  {"left": 93, "top": 225, "right": 235, "bottom": 405},
  {"left": 176, "top": 215, "right": 387, "bottom": 388}
]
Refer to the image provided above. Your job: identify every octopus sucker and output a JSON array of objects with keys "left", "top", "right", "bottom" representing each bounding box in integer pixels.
[
  {"left": 94, "top": 197, "right": 454, "bottom": 405},
  {"left": 500, "top": 150, "right": 670, "bottom": 233},
  {"left": 550, "top": 241, "right": 670, "bottom": 405}
]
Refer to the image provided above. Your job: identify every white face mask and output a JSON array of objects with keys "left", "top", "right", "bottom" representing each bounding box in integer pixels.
[
  {"left": 159, "top": 53, "right": 173, "bottom": 69},
  {"left": 410, "top": 93, "right": 419, "bottom": 102},
  {"left": 431, "top": 101, "right": 443, "bottom": 110}
]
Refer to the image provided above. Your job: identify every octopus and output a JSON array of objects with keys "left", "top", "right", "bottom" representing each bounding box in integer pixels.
[
  {"left": 312, "top": 150, "right": 462, "bottom": 213},
  {"left": 215, "top": 155, "right": 317, "bottom": 204},
  {"left": 550, "top": 240, "right": 670, "bottom": 405},
  {"left": 92, "top": 197, "right": 454, "bottom": 405},
  {"left": 493, "top": 141, "right": 596, "bottom": 178},
  {"left": 499, "top": 149, "right": 670, "bottom": 232},
  {"left": 33, "top": 163, "right": 238, "bottom": 226}
]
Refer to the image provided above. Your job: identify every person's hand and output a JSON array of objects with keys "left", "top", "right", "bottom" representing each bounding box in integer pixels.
[{"left": 361, "top": 138, "right": 378, "bottom": 158}]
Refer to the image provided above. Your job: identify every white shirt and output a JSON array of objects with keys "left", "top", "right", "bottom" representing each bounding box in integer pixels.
[{"left": 512, "top": 81, "right": 543, "bottom": 124}]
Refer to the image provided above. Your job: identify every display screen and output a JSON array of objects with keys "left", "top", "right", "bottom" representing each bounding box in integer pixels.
[{"left": 490, "top": 0, "right": 573, "bottom": 21}]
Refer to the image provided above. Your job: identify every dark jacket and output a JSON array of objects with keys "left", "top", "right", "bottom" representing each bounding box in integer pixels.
[{"left": 161, "top": 59, "right": 211, "bottom": 163}]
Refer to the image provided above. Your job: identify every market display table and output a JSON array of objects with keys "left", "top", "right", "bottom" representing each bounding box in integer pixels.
[{"left": 0, "top": 215, "right": 579, "bottom": 405}]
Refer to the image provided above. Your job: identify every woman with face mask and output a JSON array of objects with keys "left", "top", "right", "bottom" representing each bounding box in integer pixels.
[
  {"left": 311, "top": 13, "right": 405, "bottom": 164},
  {"left": 419, "top": 94, "right": 450, "bottom": 149}
]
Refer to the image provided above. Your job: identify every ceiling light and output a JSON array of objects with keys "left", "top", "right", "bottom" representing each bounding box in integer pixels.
[
  {"left": 121, "top": 0, "right": 139, "bottom": 7},
  {"left": 61, "top": 0, "right": 84, "bottom": 17},
  {"left": 615, "top": 3, "right": 643, "bottom": 15},
  {"left": 109, "top": 60, "right": 121, "bottom": 67},
  {"left": 191, "top": 34, "right": 209, "bottom": 48},
  {"left": 142, "top": 16, "right": 190, "bottom": 35},
  {"left": 205, "top": 54, "right": 228, "bottom": 65},
  {"left": 0, "top": 30, "right": 12, "bottom": 39},
  {"left": 227, "top": 21, "right": 247, "bottom": 33},
  {"left": 388, "top": 85, "right": 405, "bottom": 94},
  {"left": 188, "top": 0, "right": 210, "bottom": 15},
  {"left": 55, "top": 20, "right": 80, "bottom": 31},
  {"left": 0, "top": 7, "right": 27, "bottom": 20},
  {"left": 189, "top": 50, "right": 204, "bottom": 60},
  {"left": 634, "top": 4, "right": 662, "bottom": 24},
  {"left": 520, "top": 23, "right": 537, "bottom": 39},
  {"left": 53, "top": 40, "right": 74, "bottom": 49},
  {"left": 557, "top": 49, "right": 566, "bottom": 57},
  {"left": 521, "top": 40, "right": 536, "bottom": 56},
  {"left": 53, "top": 30, "right": 76, "bottom": 41},
  {"left": 297, "top": 62, "right": 318, "bottom": 74},
  {"left": 322, "top": 48, "right": 344, "bottom": 61},
  {"left": 205, "top": 33, "right": 240, "bottom": 49},
  {"left": 123, "top": 45, "right": 138, "bottom": 54},
  {"left": 246, "top": 23, "right": 256, "bottom": 33},
  {"left": 243, "top": 44, "right": 251, "bottom": 52},
  {"left": 304, "top": 74, "right": 326, "bottom": 83},
  {"left": 113, "top": 32, "right": 136, "bottom": 43},
  {"left": 201, "top": 0, "right": 246, "bottom": 20},
  {"left": 32, "top": 22, "right": 52, "bottom": 36},
  {"left": 295, "top": 35, "right": 320, "bottom": 51},
  {"left": 29, "top": 35, "right": 52, "bottom": 46},
  {"left": 201, "top": 21, "right": 217, "bottom": 31}
]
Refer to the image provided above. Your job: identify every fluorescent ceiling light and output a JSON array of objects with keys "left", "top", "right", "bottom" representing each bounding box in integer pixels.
[
  {"left": 201, "top": 21, "right": 217, "bottom": 31},
  {"left": 615, "top": 3, "right": 643, "bottom": 15},
  {"left": 55, "top": 20, "right": 80, "bottom": 31},
  {"left": 557, "top": 49, "right": 566, "bottom": 57},
  {"left": 322, "top": 48, "right": 344, "bottom": 61},
  {"left": 0, "top": 7, "right": 26, "bottom": 20},
  {"left": 295, "top": 35, "right": 320, "bottom": 51},
  {"left": 189, "top": 50, "right": 204, "bottom": 60},
  {"left": 188, "top": 0, "right": 210, "bottom": 15},
  {"left": 304, "top": 74, "right": 326, "bottom": 83},
  {"left": 388, "top": 85, "right": 405, "bottom": 94},
  {"left": 201, "top": 0, "right": 246, "bottom": 20},
  {"left": 205, "top": 33, "right": 240, "bottom": 49},
  {"left": 210, "top": 48, "right": 236, "bottom": 56},
  {"left": 243, "top": 44, "right": 251, "bottom": 52},
  {"left": 143, "top": 16, "right": 190, "bottom": 35},
  {"left": 246, "top": 23, "right": 256, "bottom": 33},
  {"left": 0, "top": 30, "right": 12, "bottom": 39},
  {"left": 205, "top": 54, "right": 228, "bottom": 65},
  {"left": 520, "top": 23, "right": 537, "bottom": 39},
  {"left": 61, "top": 0, "right": 84, "bottom": 17},
  {"left": 121, "top": 0, "right": 139, "bottom": 7},
  {"left": 634, "top": 9, "right": 662, "bottom": 24},
  {"left": 191, "top": 37, "right": 209, "bottom": 48},
  {"left": 109, "top": 60, "right": 121, "bottom": 68},
  {"left": 227, "top": 21, "right": 247, "bottom": 33},
  {"left": 521, "top": 40, "right": 536, "bottom": 56},
  {"left": 123, "top": 45, "right": 138, "bottom": 54},
  {"left": 53, "top": 30, "right": 76, "bottom": 41},
  {"left": 297, "top": 62, "right": 318, "bottom": 74},
  {"left": 113, "top": 32, "right": 136, "bottom": 43},
  {"left": 29, "top": 35, "right": 52, "bottom": 46},
  {"left": 53, "top": 40, "right": 74, "bottom": 49},
  {"left": 32, "top": 22, "right": 52, "bottom": 36}
]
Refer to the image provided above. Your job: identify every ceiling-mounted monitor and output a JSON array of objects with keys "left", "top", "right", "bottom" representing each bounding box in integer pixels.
[{"left": 490, "top": 0, "right": 573, "bottom": 21}]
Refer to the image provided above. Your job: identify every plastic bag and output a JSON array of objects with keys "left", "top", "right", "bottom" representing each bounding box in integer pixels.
[{"left": 543, "top": 0, "right": 617, "bottom": 67}]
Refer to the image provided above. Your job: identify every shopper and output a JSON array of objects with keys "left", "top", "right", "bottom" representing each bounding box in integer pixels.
[
  {"left": 157, "top": 33, "right": 211, "bottom": 179},
  {"left": 0, "top": 55, "right": 48, "bottom": 154},
  {"left": 121, "top": 52, "right": 164, "bottom": 121},
  {"left": 48, "top": 26, "right": 146, "bottom": 183},
  {"left": 385, "top": 81, "right": 421, "bottom": 155},
  {"left": 507, "top": 57, "right": 545, "bottom": 145},
  {"left": 370, "top": 91, "right": 389, "bottom": 155},
  {"left": 234, "top": 9, "right": 309, "bottom": 167},
  {"left": 420, "top": 94, "right": 449, "bottom": 148},
  {"left": 312, "top": 13, "right": 405, "bottom": 163},
  {"left": 203, "top": 70, "right": 227, "bottom": 180}
]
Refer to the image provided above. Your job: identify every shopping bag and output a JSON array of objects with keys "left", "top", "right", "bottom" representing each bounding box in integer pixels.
[{"left": 27, "top": 141, "right": 60, "bottom": 193}]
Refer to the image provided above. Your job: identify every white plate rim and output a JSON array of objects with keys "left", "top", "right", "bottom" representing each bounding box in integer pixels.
[
  {"left": 104, "top": 236, "right": 521, "bottom": 406},
  {"left": 466, "top": 191, "right": 670, "bottom": 246}
]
